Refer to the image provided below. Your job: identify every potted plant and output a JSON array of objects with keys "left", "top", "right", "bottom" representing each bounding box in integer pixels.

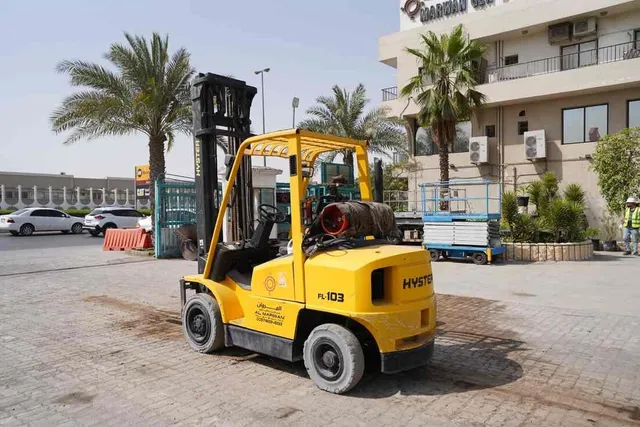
[
  {"left": 586, "top": 227, "right": 600, "bottom": 251},
  {"left": 517, "top": 186, "right": 529, "bottom": 207},
  {"left": 600, "top": 211, "right": 620, "bottom": 252}
]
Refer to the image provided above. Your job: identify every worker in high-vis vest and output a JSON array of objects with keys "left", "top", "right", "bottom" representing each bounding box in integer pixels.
[{"left": 623, "top": 196, "right": 640, "bottom": 255}]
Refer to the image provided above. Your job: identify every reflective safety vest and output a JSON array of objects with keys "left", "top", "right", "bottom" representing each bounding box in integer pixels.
[{"left": 625, "top": 207, "right": 640, "bottom": 229}]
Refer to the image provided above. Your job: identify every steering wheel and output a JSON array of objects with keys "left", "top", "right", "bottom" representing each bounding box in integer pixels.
[{"left": 258, "top": 204, "right": 287, "bottom": 224}]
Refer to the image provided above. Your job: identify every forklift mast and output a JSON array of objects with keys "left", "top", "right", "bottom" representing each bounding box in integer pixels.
[{"left": 190, "top": 73, "right": 257, "bottom": 273}]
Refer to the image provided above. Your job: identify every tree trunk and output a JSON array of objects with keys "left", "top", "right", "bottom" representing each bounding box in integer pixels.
[
  {"left": 148, "top": 135, "right": 167, "bottom": 235},
  {"left": 343, "top": 149, "right": 355, "bottom": 183},
  {"left": 433, "top": 124, "right": 450, "bottom": 212}
]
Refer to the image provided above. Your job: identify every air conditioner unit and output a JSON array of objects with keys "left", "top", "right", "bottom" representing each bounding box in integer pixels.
[
  {"left": 469, "top": 136, "right": 489, "bottom": 164},
  {"left": 524, "top": 130, "right": 546, "bottom": 160},
  {"left": 573, "top": 17, "right": 597, "bottom": 38},
  {"left": 548, "top": 23, "right": 571, "bottom": 44}
]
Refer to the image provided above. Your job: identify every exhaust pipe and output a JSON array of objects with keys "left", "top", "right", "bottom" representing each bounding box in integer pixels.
[{"left": 374, "top": 158, "right": 383, "bottom": 203}]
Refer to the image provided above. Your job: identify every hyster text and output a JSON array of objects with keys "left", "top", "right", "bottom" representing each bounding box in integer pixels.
[{"left": 403, "top": 274, "right": 433, "bottom": 289}]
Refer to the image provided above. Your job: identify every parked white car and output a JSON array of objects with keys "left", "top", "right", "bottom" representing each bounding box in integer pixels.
[
  {"left": 83, "top": 207, "right": 145, "bottom": 237},
  {"left": 0, "top": 208, "right": 84, "bottom": 236},
  {"left": 137, "top": 209, "right": 196, "bottom": 232}
]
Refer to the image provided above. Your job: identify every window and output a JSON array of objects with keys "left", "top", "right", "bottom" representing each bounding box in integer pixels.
[
  {"left": 414, "top": 121, "right": 471, "bottom": 156},
  {"left": 30, "top": 210, "right": 48, "bottom": 217},
  {"left": 120, "top": 210, "right": 143, "bottom": 217},
  {"left": 48, "top": 210, "right": 66, "bottom": 218},
  {"left": 561, "top": 41, "right": 597, "bottom": 70},
  {"left": 518, "top": 121, "right": 529, "bottom": 135},
  {"left": 563, "top": 104, "right": 608, "bottom": 144},
  {"left": 504, "top": 55, "right": 519, "bottom": 66},
  {"left": 628, "top": 100, "right": 640, "bottom": 128},
  {"left": 485, "top": 125, "right": 496, "bottom": 138}
]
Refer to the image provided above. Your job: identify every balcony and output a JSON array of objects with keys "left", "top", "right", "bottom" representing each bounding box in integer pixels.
[
  {"left": 481, "top": 41, "right": 640, "bottom": 84},
  {"left": 382, "top": 86, "right": 398, "bottom": 101}
]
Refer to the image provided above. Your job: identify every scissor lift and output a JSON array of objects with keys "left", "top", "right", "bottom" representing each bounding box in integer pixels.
[{"left": 420, "top": 180, "right": 505, "bottom": 265}]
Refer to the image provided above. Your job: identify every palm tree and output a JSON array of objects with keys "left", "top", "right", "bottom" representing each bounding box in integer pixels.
[
  {"left": 50, "top": 32, "right": 197, "bottom": 222},
  {"left": 401, "top": 24, "right": 486, "bottom": 185},
  {"left": 298, "top": 84, "right": 406, "bottom": 182}
]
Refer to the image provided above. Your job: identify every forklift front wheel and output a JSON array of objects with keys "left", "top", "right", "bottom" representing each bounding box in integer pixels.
[
  {"left": 182, "top": 293, "right": 224, "bottom": 354},
  {"left": 303, "top": 324, "right": 365, "bottom": 394}
]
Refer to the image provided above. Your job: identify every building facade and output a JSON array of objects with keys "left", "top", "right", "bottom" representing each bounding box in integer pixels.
[
  {"left": 380, "top": 0, "right": 640, "bottom": 226},
  {"left": 0, "top": 171, "right": 141, "bottom": 210}
]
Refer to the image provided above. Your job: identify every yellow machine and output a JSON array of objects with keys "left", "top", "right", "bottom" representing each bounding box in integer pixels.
[{"left": 179, "top": 129, "right": 436, "bottom": 394}]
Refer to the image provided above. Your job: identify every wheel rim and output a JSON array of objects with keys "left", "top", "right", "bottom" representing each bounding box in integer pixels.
[
  {"left": 23, "top": 225, "right": 33, "bottom": 235},
  {"left": 185, "top": 303, "right": 211, "bottom": 344},
  {"left": 312, "top": 338, "right": 344, "bottom": 382},
  {"left": 73, "top": 224, "right": 82, "bottom": 233}
]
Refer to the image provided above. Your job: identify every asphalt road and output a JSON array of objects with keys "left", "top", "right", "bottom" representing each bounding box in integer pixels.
[{"left": 0, "top": 231, "right": 103, "bottom": 251}]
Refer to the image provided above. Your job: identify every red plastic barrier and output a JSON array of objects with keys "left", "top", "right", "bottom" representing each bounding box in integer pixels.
[
  {"left": 103, "top": 228, "right": 148, "bottom": 251},
  {"left": 136, "top": 232, "right": 152, "bottom": 249}
]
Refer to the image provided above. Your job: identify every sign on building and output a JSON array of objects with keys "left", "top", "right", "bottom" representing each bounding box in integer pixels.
[
  {"left": 135, "top": 165, "right": 151, "bottom": 206},
  {"left": 402, "top": 0, "right": 495, "bottom": 25}
]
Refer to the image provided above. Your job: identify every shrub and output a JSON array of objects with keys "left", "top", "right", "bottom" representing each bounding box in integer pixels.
[
  {"left": 501, "top": 191, "right": 518, "bottom": 229},
  {"left": 504, "top": 174, "right": 589, "bottom": 243},
  {"left": 591, "top": 128, "right": 640, "bottom": 213},
  {"left": 563, "top": 183, "right": 586, "bottom": 207}
]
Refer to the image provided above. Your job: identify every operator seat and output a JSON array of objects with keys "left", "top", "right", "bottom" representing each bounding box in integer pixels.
[{"left": 210, "top": 214, "right": 278, "bottom": 287}]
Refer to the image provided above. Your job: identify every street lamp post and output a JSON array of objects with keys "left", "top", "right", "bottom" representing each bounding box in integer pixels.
[
  {"left": 291, "top": 97, "right": 300, "bottom": 128},
  {"left": 254, "top": 67, "right": 270, "bottom": 167}
]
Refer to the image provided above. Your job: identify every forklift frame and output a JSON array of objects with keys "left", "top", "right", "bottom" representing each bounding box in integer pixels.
[{"left": 203, "top": 129, "right": 372, "bottom": 294}]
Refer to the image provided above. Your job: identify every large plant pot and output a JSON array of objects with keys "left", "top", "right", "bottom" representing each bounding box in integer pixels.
[
  {"left": 602, "top": 240, "right": 618, "bottom": 252},
  {"left": 590, "top": 238, "right": 600, "bottom": 252},
  {"left": 517, "top": 196, "right": 529, "bottom": 207}
]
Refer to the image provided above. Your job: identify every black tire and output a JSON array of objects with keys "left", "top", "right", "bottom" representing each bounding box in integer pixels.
[
  {"left": 102, "top": 223, "right": 116, "bottom": 236},
  {"left": 20, "top": 223, "right": 34, "bottom": 236},
  {"left": 182, "top": 293, "right": 224, "bottom": 354},
  {"left": 429, "top": 249, "right": 440, "bottom": 262},
  {"left": 71, "top": 223, "right": 83, "bottom": 234},
  {"left": 9, "top": 231, "right": 19, "bottom": 236},
  {"left": 472, "top": 252, "right": 488, "bottom": 265},
  {"left": 303, "top": 324, "right": 365, "bottom": 394},
  {"left": 89, "top": 230, "right": 100, "bottom": 237}
]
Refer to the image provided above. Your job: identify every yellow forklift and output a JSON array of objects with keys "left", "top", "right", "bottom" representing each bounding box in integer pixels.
[{"left": 180, "top": 73, "right": 436, "bottom": 394}]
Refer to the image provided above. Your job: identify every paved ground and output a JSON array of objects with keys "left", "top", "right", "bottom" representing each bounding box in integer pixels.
[
  {"left": 1, "top": 244, "right": 640, "bottom": 426},
  {"left": 0, "top": 232, "right": 102, "bottom": 252}
]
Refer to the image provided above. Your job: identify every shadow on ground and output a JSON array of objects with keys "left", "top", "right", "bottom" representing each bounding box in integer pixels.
[
  {"left": 592, "top": 252, "right": 632, "bottom": 262},
  {"left": 252, "top": 329, "right": 525, "bottom": 398}
]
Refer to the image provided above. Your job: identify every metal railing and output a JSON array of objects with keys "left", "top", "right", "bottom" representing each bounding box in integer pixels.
[
  {"left": 482, "top": 41, "right": 640, "bottom": 84},
  {"left": 383, "top": 190, "right": 420, "bottom": 215},
  {"left": 418, "top": 180, "right": 502, "bottom": 220},
  {"left": 382, "top": 86, "right": 398, "bottom": 101}
]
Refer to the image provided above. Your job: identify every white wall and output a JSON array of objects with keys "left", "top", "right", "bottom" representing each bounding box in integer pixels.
[{"left": 599, "top": 8, "right": 640, "bottom": 45}]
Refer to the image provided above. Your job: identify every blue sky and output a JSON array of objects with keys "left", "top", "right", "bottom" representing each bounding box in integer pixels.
[{"left": 0, "top": 0, "right": 400, "bottom": 179}]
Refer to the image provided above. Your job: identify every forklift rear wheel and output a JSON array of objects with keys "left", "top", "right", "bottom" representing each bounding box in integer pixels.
[
  {"left": 303, "top": 324, "right": 365, "bottom": 394},
  {"left": 182, "top": 293, "right": 224, "bottom": 354},
  {"left": 472, "top": 252, "right": 488, "bottom": 265},
  {"left": 429, "top": 249, "right": 440, "bottom": 262}
]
